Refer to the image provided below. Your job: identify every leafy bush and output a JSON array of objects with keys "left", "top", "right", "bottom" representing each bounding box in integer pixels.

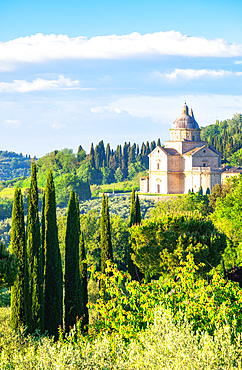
[
  {"left": 130, "top": 214, "right": 226, "bottom": 278},
  {"left": 90, "top": 257, "right": 242, "bottom": 339}
]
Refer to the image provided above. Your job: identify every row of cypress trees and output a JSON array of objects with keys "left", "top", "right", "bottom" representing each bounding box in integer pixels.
[
  {"left": 10, "top": 161, "right": 88, "bottom": 337},
  {"left": 89, "top": 139, "right": 161, "bottom": 172}
]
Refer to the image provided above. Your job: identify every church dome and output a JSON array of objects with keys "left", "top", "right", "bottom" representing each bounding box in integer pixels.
[{"left": 172, "top": 103, "right": 199, "bottom": 130}]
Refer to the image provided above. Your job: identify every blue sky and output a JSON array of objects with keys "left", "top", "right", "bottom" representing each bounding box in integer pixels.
[{"left": 0, "top": 0, "right": 242, "bottom": 157}]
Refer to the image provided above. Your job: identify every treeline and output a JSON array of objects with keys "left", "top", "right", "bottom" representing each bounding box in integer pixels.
[
  {"left": 85, "top": 139, "right": 161, "bottom": 185},
  {"left": 201, "top": 113, "right": 242, "bottom": 163},
  {"left": 36, "top": 139, "right": 161, "bottom": 187}
]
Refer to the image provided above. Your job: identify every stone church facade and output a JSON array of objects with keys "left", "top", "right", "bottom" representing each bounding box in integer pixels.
[{"left": 140, "top": 103, "right": 222, "bottom": 194}]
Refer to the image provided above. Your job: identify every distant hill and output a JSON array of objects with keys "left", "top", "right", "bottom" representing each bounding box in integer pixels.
[
  {"left": 201, "top": 113, "right": 242, "bottom": 164},
  {"left": 0, "top": 151, "right": 32, "bottom": 181}
]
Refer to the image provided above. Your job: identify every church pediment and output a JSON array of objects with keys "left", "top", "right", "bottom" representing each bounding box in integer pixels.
[{"left": 148, "top": 146, "right": 168, "bottom": 157}]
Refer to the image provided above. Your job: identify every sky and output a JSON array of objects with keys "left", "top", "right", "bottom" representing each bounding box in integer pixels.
[{"left": 0, "top": 0, "right": 242, "bottom": 157}]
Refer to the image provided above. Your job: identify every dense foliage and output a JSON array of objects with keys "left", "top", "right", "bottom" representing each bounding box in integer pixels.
[
  {"left": 212, "top": 176, "right": 242, "bottom": 269},
  {"left": 90, "top": 258, "right": 242, "bottom": 339},
  {"left": 130, "top": 214, "right": 227, "bottom": 278},
  {"left": 201, "top": 113, "right": 242, "bottom": 163}
]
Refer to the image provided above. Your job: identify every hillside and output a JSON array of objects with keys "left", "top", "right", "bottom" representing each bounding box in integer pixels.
[
  {"left": 201, "top": 113, "right": 242, "bottom": 164},
  {"left": 0, "top": 151, "right": 31, "bottom": 181}
]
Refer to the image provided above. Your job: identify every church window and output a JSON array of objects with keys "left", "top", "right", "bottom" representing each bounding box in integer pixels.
[
  {"left": 192, "top": 135, "right": 195, "bottom": 141},
  {"left": 203, "top": 150, "right": 206, "bottom": 153},
  {"left": 157, "top": 163, "right": 160, "bottom": 170},
  {"left": 157, "top": 184, "right": 160, "bottom": 193},
  {"left": 203, "top": 163, "right": 206, "bottom": 167},
  {"left": 158, "top": 150, "right": 160, "bottom": 153}
]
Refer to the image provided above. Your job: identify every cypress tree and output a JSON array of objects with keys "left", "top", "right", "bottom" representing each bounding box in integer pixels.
[
  {"left": 100, "top": 194, "right": 113, "bottom": 292},
  {"left": 128, "top": 144, "right": 136, "bottom": 166},
  {"left": 26, "top": 161, "right": 43, "bottom": 333},
  {"left": 129, "top": 188, "right": 136, "bottom": 228},
  {"left": 106, "top": 143, "right": 111, "bottom": 168},
  {"left": 136, "top": 144, "right": 139, "bottom": 157},
  {"left": 128, "top": 189, "right": 144, "bottom": 282},
  {"left": 94, "top": 144, "right": 101, "bottom": 169},
  {"left": 79, "top": 231, "right": 89, "bottom": 329},
  {"left": 64, "top": 191, "right": 80, "bottom": 332},
  {"left": 10, "top": 188, "right": 26, "bottom": 330},
  {"left": 135, "top": 194, "right": 141, "bottom": 225},
  {"left": 157, "top": 138, "right": 161, "bottom": 147},
  {"left": 43, "top": 171, "right": 63, "bottom": 339},
  {"left": 89, "top": 143, "right": 96, "bottom": 168}
]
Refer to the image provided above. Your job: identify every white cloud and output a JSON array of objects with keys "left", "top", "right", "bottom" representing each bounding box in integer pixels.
[
  {"left": 152, "top": 69, "right": 242, "bottom": 80},
  {"left": 0, "top": 75, "right": 81, "bottom": 92},
  {"left": 1, "top": 31, "right": 242, "bottom": 70},
  {"left": 235, "top": 61, "right": 242, "bottom": 64},
  {"left": 5, "top": 119, "right": 21, "bottom": 128},
  {"left": 91, "top": 106, "right": 122, "bottom": 114}
]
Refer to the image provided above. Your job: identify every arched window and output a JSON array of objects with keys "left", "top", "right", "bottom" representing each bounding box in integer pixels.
[{"left": 157, "top": 163, "right": 160, "bottom": 170}]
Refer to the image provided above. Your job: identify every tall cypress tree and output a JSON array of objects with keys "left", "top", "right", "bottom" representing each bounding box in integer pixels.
[
  {"left": 43, "top": 170, "right": 63, "bottom": 338},
  {"left": 89, "top": 143, "right": 96, "bottom": 168},
  {"left": 79, "top": 231, "right": 88, "bottom": 329},
  {"left": 10, "top": 188, "right": 26, "bottom": 330},
  {"left": 100, "top": 194, "right": 113, "bottom": 292},
  {"left": 26, "top": 161, "right": 43, "bottom": 333},
  {"left": 129, "top": 188, "right": 136, "bottom": 228},
  {"left": 135, "top": 194, "right": 141, "bottom": 225},
  {"left": 128, "top": 189, "right": 144, "bottom": 282},
  {"left": 64, "top": 191, "right": 80, "bottom": 332},
  {"left": 106, "top": 143, "right": 111, "bottom": 168}
]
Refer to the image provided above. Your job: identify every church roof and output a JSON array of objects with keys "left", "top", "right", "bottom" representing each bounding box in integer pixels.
[
  {"left": 162, "top": 148, "right": 180, "bottom": 156},
  {"left": 183, "top": 145, "right": 220, "bottom": 157},
  {"left": 183, "top": 146, "right": 204, "bottom": 156},
  {"left": 172, "top": 103, "right": 200, "bottom": 130}
]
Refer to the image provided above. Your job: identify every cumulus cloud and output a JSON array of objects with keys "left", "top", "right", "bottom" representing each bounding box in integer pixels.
[
  {"left": 91, "top": 106, "right": 122, "bottom": 114},
  {"left": 0, "top": 75, "right": 81, "bottom": 92},
  {"left": 152, "top": 69, "right": 242, "bottom": 80},
  {"left": 1, "top": 31, "right": 242, "bottom": 70}
]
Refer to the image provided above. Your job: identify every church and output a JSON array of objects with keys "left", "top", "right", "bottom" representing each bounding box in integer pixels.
[{"left": 140, "top": 103, "right": 222, "bottom": 194}]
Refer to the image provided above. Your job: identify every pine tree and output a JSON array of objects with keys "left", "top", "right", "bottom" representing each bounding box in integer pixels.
[
  {"left": 128, "top": 189, "right": 144, "bottom": 282},
  {"left": 79, "top": 231, "right": 88, "bottom": 329},
  {"left": 26, "top": 161, "right": 43, "bottom": 333},
  {"left": 64, "top": 191, "right": 81, "bottom": 332},
  {"left": 10, "top": 188, "right": 26, "bottom": 330},
  {"left": 100, "top": 194, "right": 113, "bottom": 292},
  {"left": 157, "top": 138, "right": 161, "bottom": 147},
  {"left": 43, "top": 171, "right": 63, "bottom": 339}
]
